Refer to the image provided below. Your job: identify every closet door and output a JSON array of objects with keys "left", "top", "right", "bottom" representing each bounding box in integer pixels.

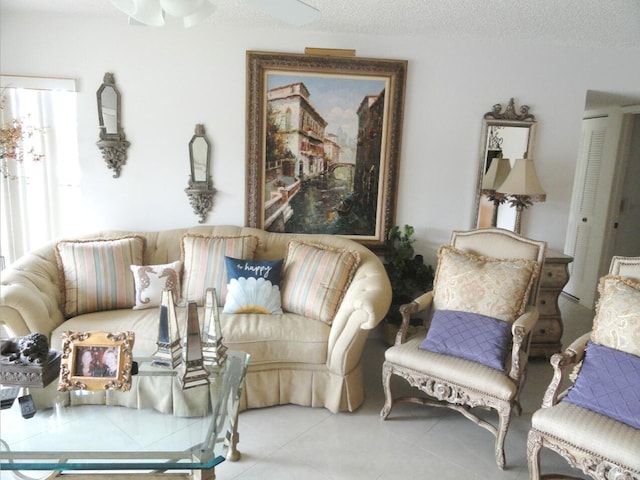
[{"left": 564, "top": 115, "right": 618, "bottom": 308}]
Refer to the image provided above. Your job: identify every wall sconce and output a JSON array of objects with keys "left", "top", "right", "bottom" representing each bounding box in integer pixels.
[
  {"left": 96, "top": 72, "right": 130, "bottom": 178},
  {"left": 481, "top": 155, "right": 512, "bottom": 227},
  {"left": 497, "top": 158, "right": 546, "bottom": 234},
  {"left": 185, "top": 124, "right": 216, "bottom": 223}
]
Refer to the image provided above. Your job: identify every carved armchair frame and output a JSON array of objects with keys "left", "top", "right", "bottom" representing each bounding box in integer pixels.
[
  {"left": 527, "top": 256, "right": 640, "bottom": 480},
  {"left": 381, "top": 228, "right": 546, "bottom": 469}
]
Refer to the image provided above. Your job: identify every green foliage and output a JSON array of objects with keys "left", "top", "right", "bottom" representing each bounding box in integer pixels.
[{"left": 383, "top": 225, "right": 434, "bottom": 323}]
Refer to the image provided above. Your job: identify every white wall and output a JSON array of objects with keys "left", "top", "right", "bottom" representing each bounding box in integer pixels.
[{"left": 2, "top": 11, "right": 639, "bottom": 266}]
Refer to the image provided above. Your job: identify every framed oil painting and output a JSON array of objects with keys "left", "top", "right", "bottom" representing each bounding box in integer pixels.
[
  {"left": 246, "top": 50, "right": 407, "bottom": 252},
  {"left": 58, "top": 330, "right": 135, "bottom": 392}
]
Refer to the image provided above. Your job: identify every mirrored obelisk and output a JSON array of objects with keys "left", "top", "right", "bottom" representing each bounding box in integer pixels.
[
  {"left": 177, "top": 301, "right": 210, "bottom": 389},
  {"left": 201, "top": 288, "right": 227, "bottom": 367},
  {"left": 151, "top": 289, "right": 182, "bottom": 368}
]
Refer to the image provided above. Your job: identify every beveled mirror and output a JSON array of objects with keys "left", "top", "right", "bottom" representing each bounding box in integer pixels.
[
  {"left": 185, "top": 124, "right": 216, "bottom": 223},
  {"left": 96, "top": 72, "right": 129, "bottom": 178},
  {"left": 473, "top": 98, "right": 536, "bottom": 230}
]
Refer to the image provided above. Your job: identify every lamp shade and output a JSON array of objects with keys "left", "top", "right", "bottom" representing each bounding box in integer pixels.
[
  {"left": 482, "top": 157, "right": 511, "bottom": 191},
  {"left": 497, "top": 158, "right": 546, "bottom": 201}
]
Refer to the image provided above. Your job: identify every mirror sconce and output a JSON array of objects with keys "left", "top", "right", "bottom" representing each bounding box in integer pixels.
[
  {"left": 185, "top": 124, "right": 216, "bottom": 223},
  {"left": 96, "top": 72, "right": 130, "bottom": 178}
]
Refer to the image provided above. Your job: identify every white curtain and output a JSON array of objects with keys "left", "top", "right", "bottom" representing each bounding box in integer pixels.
[{"left": 0, "top": 76, "right": 80, "bottom": 266}]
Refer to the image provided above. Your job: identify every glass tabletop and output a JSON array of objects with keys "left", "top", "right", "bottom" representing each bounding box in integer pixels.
[{"left": 0, "top": 350, "right": 249, "bottom": 473}]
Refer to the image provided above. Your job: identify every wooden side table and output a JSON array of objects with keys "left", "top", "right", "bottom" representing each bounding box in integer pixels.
[{"left": 530, "top": 250, "right": 573, "bottom": 358}]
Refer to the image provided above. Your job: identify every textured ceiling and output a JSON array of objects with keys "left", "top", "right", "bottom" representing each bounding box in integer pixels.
[{"left": 2, "top": 0, "right": 640, "bottom": 49}]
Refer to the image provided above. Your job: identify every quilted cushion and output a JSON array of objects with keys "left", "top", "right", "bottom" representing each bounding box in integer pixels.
[
  {"left": 419, "top": 309, "right": 512, "bottom": 371},
  {"left": 591, "top": 275, "right": 640, "bottom": 357},
  {"left": 563, "top": 341, "right": 640, "bottom": 430},
  {"left": 56, "top": 236, "right": 145, "bottom": 318},
  {"left": 130, "top": 261, "right": 182, "bottom": 310},
  {"left": 223, "top": 257, "right": 283, "bottom": 314},
  {"left": 280, "top": 240, "right": 360, "bottom": 324},
  {"left": 433, "top": 244, "right": 537, "bottom": 322},
  {"left": 181, "top": 234, "right": 259, "bottom": 306}
]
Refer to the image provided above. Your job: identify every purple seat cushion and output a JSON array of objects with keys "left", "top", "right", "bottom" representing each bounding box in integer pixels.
[
  {"left": 419, "top": 309, "right": 512, "bottom": 371},
  {"left": 563, "top": 341, "right": 640, "bottom": 430}
]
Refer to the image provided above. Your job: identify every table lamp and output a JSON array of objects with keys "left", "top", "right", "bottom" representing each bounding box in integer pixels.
[{"left": 496, "top": 158, "right": 546, "bottom": 234}]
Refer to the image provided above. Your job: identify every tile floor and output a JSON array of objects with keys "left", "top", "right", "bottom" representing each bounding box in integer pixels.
[
  {"left": 218, "top": 295, "right": 594, "bottom": 480},
  {"left": 0, "top": 296, "right": 593, "bottom": 480}
]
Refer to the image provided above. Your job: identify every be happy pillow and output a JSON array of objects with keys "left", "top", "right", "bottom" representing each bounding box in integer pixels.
[{"left": 223, "top": 257, "right": 283, "bottom": 314}]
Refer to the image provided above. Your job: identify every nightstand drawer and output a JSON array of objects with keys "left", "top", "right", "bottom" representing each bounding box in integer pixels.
[
  {"left": 541, "top": 263, "right": 569, "bottom": 288},
  {"left": 532, "top": 317, "right": 563, "bottom": 343},
  {"left": 538, "top": 291, "right": 559, "bottom": 316}
]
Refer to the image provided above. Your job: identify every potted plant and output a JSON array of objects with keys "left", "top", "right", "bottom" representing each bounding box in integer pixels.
[{"left": 382, "top": 224, "right": 434, "bottom": 344}]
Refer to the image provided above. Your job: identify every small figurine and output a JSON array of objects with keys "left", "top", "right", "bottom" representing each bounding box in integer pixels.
[{"left": 1, "top": 333, "right": 49, "bottom": 365}]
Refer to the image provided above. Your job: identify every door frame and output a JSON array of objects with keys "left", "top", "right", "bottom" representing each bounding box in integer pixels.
[{"left": 600, "top": 106, "right": 640, "bottom": 277}]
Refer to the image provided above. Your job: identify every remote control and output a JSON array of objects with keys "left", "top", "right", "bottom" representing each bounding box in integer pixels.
[{"left": 18, "top": 394, "right": 36, "bottom": 419}]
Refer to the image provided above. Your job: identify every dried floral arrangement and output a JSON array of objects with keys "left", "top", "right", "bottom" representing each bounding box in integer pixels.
[{"left": 0, "top": 93, "right": 45, "bottom": 179}]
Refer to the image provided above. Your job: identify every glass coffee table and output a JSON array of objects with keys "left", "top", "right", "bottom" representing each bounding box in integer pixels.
[{"left": 0, "top": 350, "right": 249, "bottom": 479}]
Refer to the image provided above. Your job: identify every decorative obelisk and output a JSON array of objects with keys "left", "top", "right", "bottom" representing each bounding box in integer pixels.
[
  {"left": 201, "top": 288, "right": 227, "bottom": 367},
  {"left": 151, "top": 290, "right": 182, "bottom": 368},
  {"left": 176, "top": 302, "right": 210, "bottom": 389}
]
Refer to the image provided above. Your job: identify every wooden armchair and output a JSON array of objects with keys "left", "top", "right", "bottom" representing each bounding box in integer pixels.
[
  {"left": 381, "top": 228, "right": 546, "bottom": 469},
  {"left": 527, "top": 256, "right": 640, "bottom": 479}
]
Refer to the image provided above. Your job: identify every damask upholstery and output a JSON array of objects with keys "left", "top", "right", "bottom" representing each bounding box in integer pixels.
[
  {"left": 527, "top": 256, "right": 640, "bottom": 480},
  {"left": 381, "top": 228, "right": 546, "bottom": 469}
]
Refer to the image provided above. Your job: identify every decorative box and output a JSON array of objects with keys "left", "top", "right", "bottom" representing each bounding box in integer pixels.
[{"left": 0, "top": 350, "right": 62, "bottom": 388}]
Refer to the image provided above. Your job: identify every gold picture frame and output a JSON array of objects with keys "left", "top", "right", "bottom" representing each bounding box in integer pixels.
[
  {"left": 246, "top": 50, "right": 408, "bottom": 252},
  {"left": 58, "top": 331, "right": 135, "bottom": 392}
]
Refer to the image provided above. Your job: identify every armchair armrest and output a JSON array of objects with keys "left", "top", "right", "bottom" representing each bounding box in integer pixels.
[
  {"left": 508, "top": 305, "right": 538, "bottom": 382},
  {"left": 540, "top": 332, "right": 590, "bottom": 408},
  {"left": 395, "top": 291, "right": 433, "bottom": 345},
  {"left": 565, "top": 332, "right": 590, "bottom": 362}
]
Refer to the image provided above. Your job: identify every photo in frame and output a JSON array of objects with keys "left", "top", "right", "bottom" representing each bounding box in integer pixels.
[
  {"left": 58, "top": 330, "right": 135, "bottom": 392},
  {"left": 246, "top": 50, "right": 407, "bottom": 252}
]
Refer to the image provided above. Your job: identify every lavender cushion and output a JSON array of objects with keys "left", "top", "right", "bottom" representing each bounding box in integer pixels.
[
  {"left": 563, "top": 341, "right": 640, "bottom": 430},
  {"left": 419, "top": 310, "right": 512, "bottom": 371}
]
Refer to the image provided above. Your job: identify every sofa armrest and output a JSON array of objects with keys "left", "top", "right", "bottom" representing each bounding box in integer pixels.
[
  {"left": 326, "top": 256, "right": 392, "bottom": 375},
  {"left": 0, "top": 245, "right": 64, "bottom": 338}
]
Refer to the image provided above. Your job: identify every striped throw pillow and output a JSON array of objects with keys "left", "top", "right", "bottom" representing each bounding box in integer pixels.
[
  {"left": 56, "top": 236, "right": 145, "bottom": 318},
  {"left": 180, "top": 234, "right": 259, "bottom": 306},
  {"left": 280, "top": 240, "right": 361, "bottom": 324}
]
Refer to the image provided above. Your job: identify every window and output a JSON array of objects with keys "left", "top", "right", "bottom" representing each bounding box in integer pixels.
[{"left": 0, "top": 76, "right": 80, "bottom": 266}]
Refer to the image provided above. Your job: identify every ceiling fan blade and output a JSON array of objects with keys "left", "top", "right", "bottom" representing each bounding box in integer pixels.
[
  {"left": 111, "top": 0, "right": 165, "bottom": 26},
  {"left": 244, "top": 0, "right": 320, "bottom": 26}
]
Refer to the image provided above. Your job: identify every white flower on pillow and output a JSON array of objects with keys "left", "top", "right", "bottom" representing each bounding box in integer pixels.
[{"left": 224, "top": 277, "right": 283, "bottom": 314}]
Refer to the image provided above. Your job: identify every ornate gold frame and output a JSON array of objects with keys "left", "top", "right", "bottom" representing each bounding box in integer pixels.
[
  {"left": 58, "top": 330, "right": 135, "bottom": 392},
  {"left": 245, "top": 50, "right": 407, "bottom": 252}
]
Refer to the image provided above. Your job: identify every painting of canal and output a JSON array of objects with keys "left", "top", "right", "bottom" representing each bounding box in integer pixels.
[{"left": 263, "top": 72, "right": 388, "bottom": 236}]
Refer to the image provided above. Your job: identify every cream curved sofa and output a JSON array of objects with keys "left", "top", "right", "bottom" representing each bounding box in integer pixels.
[{"left": 0, "top": 226, "right": 392, "bottom": 413}]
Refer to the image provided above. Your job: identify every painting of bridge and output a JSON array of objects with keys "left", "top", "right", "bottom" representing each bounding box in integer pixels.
[{"left": 263, "top": 73, "right": 387, "bottom": 237}]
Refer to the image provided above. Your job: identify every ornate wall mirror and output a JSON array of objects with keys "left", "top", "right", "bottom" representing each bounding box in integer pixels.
[
  {"left": 185, "top": 124, "right": 216, "bottom": 223},
  {"left": 473, "top": 98, "right": 537, "bottom": 230},
  {"left": 96, "top": 72, "right": 129, "bottom": 178}
]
